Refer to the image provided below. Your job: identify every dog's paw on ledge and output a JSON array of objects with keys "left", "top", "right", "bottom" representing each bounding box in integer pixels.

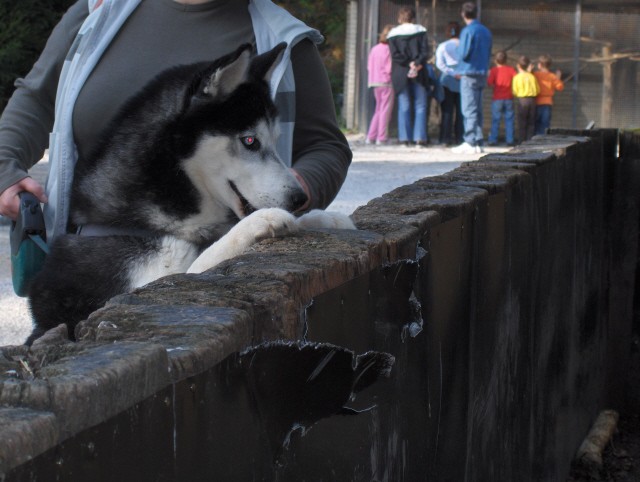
[{"left": 296, "top": 210, "right": 356, "bottom": 230}]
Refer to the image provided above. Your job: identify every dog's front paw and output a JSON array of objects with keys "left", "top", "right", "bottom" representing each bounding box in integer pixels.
[
  {"left": 296, "top": 210, "right": 356, "bottom": 230},
  {"left": 246, "top": 207, "right": 299, "bottom": 241},
  {"left": 187, "top": 208, "right": 298, "bottom": 273}
]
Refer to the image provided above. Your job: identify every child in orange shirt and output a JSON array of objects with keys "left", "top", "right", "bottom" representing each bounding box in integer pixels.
[{"left": 534, "top": 54, "right": 564, "bottom": 135}]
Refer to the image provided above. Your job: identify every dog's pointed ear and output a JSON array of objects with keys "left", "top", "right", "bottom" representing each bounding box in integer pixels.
[
  {"left": 202, "top": 44, "right": 253, "bottom": 98},
  {"left": 248, "top": 42, "right": 287, "bottom": 84}
]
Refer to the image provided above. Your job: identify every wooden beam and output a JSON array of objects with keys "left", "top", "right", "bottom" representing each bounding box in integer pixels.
[{"left": 601, "top": 45, "right": 613, "bottom": 127}]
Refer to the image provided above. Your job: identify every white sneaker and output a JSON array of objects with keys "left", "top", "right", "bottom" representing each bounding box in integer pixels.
[
  {"left": 451, "top": 142, "right": 476, "bottom": 154},
  {"left": 475, "top": 145, "right": 484, "bottom": 153}
]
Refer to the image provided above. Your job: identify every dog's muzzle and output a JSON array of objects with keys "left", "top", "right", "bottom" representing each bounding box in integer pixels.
[
  {"left": 229, "top": 181, "right": 257, "bottom": 217},
  {"left": 289, "top": 189, "right": 308, "bottom": 212}
]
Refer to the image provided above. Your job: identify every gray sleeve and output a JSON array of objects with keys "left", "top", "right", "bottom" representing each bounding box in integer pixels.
[
  {"left": 290, "top": 39, "right": 352, "bottom": 210},
  {"left": 0, "top": 1, "right": 87, "bottom": 194}
]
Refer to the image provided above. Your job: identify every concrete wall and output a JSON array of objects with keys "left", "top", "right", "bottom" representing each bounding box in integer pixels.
[{"left": 1, "top": 130, "right": 638, "bottom": 481}]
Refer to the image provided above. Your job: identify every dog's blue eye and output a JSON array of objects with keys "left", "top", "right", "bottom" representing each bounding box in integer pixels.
[{"left": 240, "top": 136, "right": 260, "bottom": 150}]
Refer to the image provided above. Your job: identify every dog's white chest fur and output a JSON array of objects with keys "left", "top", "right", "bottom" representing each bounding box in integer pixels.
[{"left": 128, "top": 237, "right": 199, "bottom": 289}]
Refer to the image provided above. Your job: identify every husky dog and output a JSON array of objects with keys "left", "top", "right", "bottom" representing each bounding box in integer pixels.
[{"left": 27, "top": 43, "right": 354, "bottom": 344}]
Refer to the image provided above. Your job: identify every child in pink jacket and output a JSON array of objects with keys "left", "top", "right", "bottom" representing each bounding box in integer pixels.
[{"left": 366, "top": 25, "right": 395, "bottom": 145}]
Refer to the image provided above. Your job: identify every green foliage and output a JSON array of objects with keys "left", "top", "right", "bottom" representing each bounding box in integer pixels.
[
  {"left": 0, "top": 2, "right": 347, "bottom": 113},
  {"left": 0, "top": 1, "right": 76, "bottom": 110},
  {"left": 276, "top": 0, "right": 346, "bottom": 106}
]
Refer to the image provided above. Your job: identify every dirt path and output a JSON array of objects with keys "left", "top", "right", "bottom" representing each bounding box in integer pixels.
[{"left": 568, "top": 334, "right": 640, "bottom": 481}]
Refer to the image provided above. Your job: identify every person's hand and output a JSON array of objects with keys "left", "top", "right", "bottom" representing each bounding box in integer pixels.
[
  {"left": 0, "top": 177, "right": 47, "bottom": 221},
  {"left": 290, "top": 168, "right": 311, "bottom": 212},
  {"left": 555, "top": 69, "right": 562, "bottom": 78}
]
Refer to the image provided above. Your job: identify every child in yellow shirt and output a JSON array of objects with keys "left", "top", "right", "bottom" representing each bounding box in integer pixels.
[
  {"left": 534, "top": 54, "right": 564, "bottom": 135},
  {"left": 512, "top": 56, "right": 540, "bottom": 142}
]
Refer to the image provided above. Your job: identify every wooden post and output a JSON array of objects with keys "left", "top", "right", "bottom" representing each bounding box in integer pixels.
[
  {"left": 601, "top": 45, "right": 613, "bottom": 128},
  {"left": 343, "top": 0, "right": 358, "bottom": 130},
  {"left": 572, "top": 0, "right": 582, "bottom": 128}
]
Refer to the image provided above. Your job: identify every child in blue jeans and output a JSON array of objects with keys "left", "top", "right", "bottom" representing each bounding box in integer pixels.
[{"left": 487, "top": 51, "right": 517, "bottom": 146}]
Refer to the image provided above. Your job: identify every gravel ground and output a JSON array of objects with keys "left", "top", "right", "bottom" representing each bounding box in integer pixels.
[
  {"left": 568, "top": 334, "right": 640, "bottom": 482},
  {"left": 0, "top": 135, "right": 500, "bottom": 346},
  {"left": 0, "top": 227, "right": 31, "bottom": 346}
]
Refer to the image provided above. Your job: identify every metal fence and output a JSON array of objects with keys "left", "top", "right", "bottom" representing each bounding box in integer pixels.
[{"left": 344, "top": 0, "right": 640, "bottom": 135}]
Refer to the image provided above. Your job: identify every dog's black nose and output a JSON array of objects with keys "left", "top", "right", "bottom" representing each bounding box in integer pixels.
[{"left": 290, "top": 189, "right": 308, "bottom": 212}]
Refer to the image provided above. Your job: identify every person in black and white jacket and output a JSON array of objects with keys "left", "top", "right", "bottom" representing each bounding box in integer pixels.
[{"left": 387, "top": 6, "right": 430, "bottom": 147}]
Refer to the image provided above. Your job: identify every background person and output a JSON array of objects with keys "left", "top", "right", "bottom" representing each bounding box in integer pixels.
[
  {"left": 435, "top": 21, "right": 463, "bottom": 146},
  {"left": 0, "top": 0, "right": 352, "bottom": 237},
  {"left": 451, "top": 2, "right": 492, "bottom": 155},
  {"left": 487, "top": 50, "right": 517, "bottom": 146},
  {"left": 366, "top": 24, "right": 395, "bottom": 145},
  {"left": 423, "top": 62, "right": 443, "bottom": 145},
  {"left": 534, "top": 54, "right": 564, "bottom": 135},
  {"left": 387, "top": 6, "right": 430, "bottom": 147},
  {"left": 512, "top": 55, "right": 540, "bottom": 142},
  {"left": 452, "top": 2, "right": 492, "bottom": 155}
]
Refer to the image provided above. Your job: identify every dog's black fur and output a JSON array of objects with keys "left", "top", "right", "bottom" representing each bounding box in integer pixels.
[{"left": 27, "top": 43, "right": 311, "bottom": 344}]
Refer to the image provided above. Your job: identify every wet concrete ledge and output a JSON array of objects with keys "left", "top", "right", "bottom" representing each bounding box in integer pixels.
[{"left": 0, "top": 130, "right": 638, "bottom": 481}]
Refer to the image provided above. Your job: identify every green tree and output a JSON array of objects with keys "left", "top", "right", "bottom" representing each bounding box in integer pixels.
[
  {"left": 0, "top": 1, "right": 75, "bottom": 111},
  {"left": 276, "top": 0, "right": 346, "bottom": 111},
  {"left": 0, "top": 2, "right": 347, "bottom": 113}
]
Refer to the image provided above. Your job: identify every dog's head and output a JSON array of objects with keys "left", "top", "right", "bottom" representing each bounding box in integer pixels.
[{"left": 178, "top": 43, "right": 308, "bottom": 221}]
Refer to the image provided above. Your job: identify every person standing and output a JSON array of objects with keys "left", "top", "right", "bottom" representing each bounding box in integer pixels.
[
  {"left": 451, "top": 2, "right": 492, "bottom": 154},
  {"left": 512, "top": 55, "right": 540, "bottom": 142},
  {"left": 533, "top": 54, "right": 564, "bottom": 135},
  {"left": 487, "top": 50, "right": 517, "bottom": 146},
  {"left": 366, "top": 25, "right": 395, "bottom": 145},
  {"left": 0, "top": 0, "right": 352, "bottom": 233},
  {"left": 424, "top": 61, "right": 443, "bottom": 145},
  {"left": 435, "top": 21, "right": 463, "bottom": 146},
  {"left": 387, "top": 7, "right": 430, "bottom": 147}
]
